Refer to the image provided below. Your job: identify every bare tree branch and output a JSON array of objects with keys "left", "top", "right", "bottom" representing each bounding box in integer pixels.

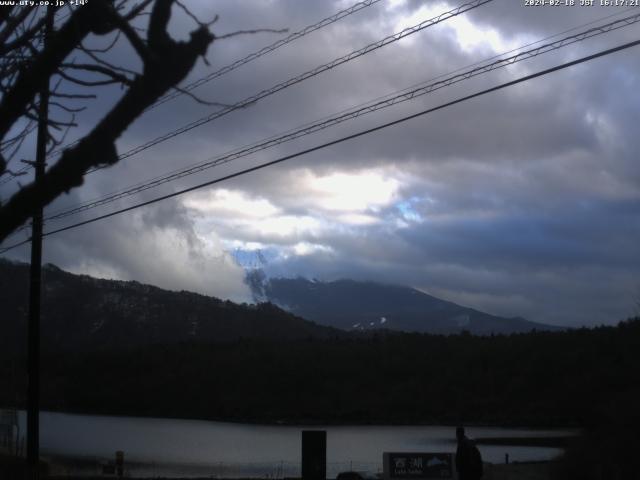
[
  {"left": 169, "top": 84, "right": 231, "bottom": 108},
  {"left": 50, "top": 91, "right": 97, "bottom": 99},
  {"left": 77, "top": 42, "right": 140, "bottom": 76},
  {"left": 80, "top": 29, "right": 122, "bottom": 54},
  {"left": 0, "top": 14, "right": 48, "bottom": 56},
  {"left": 55, "top": 72, "right": 118, "bottom": 88},
  {"left": 57, "top": 66, "right": 133, "bottom": 87},
  {"left": 216, "top": 28, "right": 288, "bottom": 40},
  {"left": 47, "top": 115, "right": 76, "bottom": 153},
  {"left": 109, "top": 10, "right": 151, "bottom": 62},
  {"left": 0, "top": 7, "right": 33, "bottom": 46},
  {"left": 0, "top": 0, "right": 215, "bottom": 242},
  {"left": 0, "top": 1, "right": 118, "bottom": 141},
  {"left": 49, "top": 101, "right": 87, "bottom": 114},
  {"left": 124, "top": 0, "right": 155, "bottom": 21}
]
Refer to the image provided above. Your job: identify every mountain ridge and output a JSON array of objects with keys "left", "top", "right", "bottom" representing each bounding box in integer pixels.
[
  {"left": 248, "top": 271, "right": 561, "bottom": 335},
  {"left": 0, "top": 258, "right": 561, "bottom": 356},
  {"left": 0, "top": 259, "right": 346, "bottom": 352}
]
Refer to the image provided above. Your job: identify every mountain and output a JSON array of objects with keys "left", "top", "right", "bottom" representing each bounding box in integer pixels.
[
  {"left": 248, "top": 272, "right": 562, "bottom": 335},
  {"left": 0, "top": 259, "right": 345, "bottom": 352}
]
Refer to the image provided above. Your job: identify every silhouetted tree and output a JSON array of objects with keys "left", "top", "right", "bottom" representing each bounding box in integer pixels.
[{"left": 0, "top": 0, "right": 216, "bottom": 242}]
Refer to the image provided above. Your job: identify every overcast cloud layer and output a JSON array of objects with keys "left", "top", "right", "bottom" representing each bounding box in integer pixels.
[{"left": 2, "top": 0, "right": 640, "bottom": 326}]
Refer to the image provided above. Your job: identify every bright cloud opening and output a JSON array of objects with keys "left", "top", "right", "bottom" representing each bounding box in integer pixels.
[
  {"left": 293, "top": 242, "right": 334, "bottom": 256},
  {"left": 300, "top": 169, "right": 400, "bottom": 213},
  {"left": 392, "top": 2, "right": 513, "bottom": 52},
  {"left": 184, "top": 189, "right": 281, "bottom": 217}
]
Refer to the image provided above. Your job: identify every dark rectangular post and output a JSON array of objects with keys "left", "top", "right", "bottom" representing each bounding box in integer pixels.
[
  {"left": 302, "top": 430, "right": 326, "bottom": 480},
  {"left": 27, "top": 7, "right": 53, "bottom": 480},
  {"left": 116, "top": 450, "right": 124, "bottom": 477}
]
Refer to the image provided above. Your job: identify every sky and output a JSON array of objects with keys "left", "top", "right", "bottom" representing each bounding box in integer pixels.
[{"left": 1, "top": 0, "right": 640, "bottom": 327}]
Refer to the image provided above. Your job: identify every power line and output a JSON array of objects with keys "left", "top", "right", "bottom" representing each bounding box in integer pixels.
[
  {"left": 3, "top": 0, "right": 493, "bottom": 231},
  {"left": 347, "top": 5, "right": 638, "bottom": 116},
  {"left": 34, "top": 11, "right": 640, "bottom": 226},
  {"left": 149, "top": 0, "right": 384, "bottom": 111},
  {"left": 2, "top": 0, "right": 384, "bottom": 185},
  {"left": 30, "top": 0, "right": 506, "bottom": 221},
  {"left": 2, "top": 37, "right": 638, "bottom": 254},
  {"left": 90, "top": 0, "right": 495, "bottom": 169},
  {"left": 41, "top": 6, "right": 640, "bottom": 218},
  {"left": 6, "top": 7, "right": 638, "bottom": 240}
]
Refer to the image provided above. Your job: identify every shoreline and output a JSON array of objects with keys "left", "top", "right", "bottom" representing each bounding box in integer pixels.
[
  {"left": 5, "top": 452, "right": 563, "bottom": 480},
  {"left": 1, "top": 405, "right": 582, "bottom": 430},
  {"left": 32, "top": 461, "right": 561, "bottom": 480}
]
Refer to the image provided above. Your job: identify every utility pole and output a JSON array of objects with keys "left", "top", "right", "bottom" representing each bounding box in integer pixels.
[{"left": 27, "top": 7, "right": 53, "bottom": 480}]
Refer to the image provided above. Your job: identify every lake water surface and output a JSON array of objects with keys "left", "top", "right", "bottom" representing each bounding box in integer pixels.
[{"left": 14, "top": 411, "right": 572, "bottom": 478}]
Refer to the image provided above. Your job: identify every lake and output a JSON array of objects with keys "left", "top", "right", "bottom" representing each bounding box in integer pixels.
[{"left": 11, "top": 410, "right": 572, "bottom": 478}]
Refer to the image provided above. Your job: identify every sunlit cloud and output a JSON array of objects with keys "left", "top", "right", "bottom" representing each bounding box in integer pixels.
[
  {"left": 183, "top": 189, "right": 281, "bottom": 217},
  {"left": 391, "top": 2, "right": 516, "bottom": 52},
  {"left": 386, "top": 0, "right": 408, "bottom": 10},
  {"left": 299, "top": 168, "right": 400, "bottom": 213},
  {"left": 446, "top": 12, "right": 514, "bottom": 53},
  {"left": 292, "top": 242, "right": 334, "bottom": 256}
]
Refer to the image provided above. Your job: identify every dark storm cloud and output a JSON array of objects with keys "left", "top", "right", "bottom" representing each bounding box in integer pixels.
[
  {"left": 396, "top": 202, "right": 640, "bottom": 271},
  {"left": 2, "top": 0, "right": 639, "bottom": 324}
]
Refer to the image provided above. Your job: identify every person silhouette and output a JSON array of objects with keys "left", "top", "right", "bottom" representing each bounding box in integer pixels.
[{"left": 455, "top": 426, "right": 483, "bottom": 480}]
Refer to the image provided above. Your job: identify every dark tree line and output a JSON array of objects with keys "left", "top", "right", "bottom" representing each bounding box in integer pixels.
[{"left": 1, "top": 318, "right": 638, "bottom": 427}]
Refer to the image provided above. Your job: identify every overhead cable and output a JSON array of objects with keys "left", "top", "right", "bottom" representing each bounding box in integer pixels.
[
  {"left": 2, "top": 37, "right": 639, "bottom": 254},
  {"left": 93, "top": 0, "right": 495, "bottom": 167},
  {"left": 149, "top": 0, "right": 385, "bottom": 110},
  {"left": 3, "top": 0, "right": 492, "bottom": 192},
  {"left": 2, "top": 0, "right": 384, "bottom": 184},
  {"left": 36, "top": 11, "right": 640, "bottom": 225}
]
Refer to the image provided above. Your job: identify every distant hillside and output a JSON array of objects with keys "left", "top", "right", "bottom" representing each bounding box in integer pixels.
[
  {"left": 248, "top": 273, "right": 562, "bottom": 335},
  {"left": 0, "top": 259, "right": 346, "bottom": 352}
]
